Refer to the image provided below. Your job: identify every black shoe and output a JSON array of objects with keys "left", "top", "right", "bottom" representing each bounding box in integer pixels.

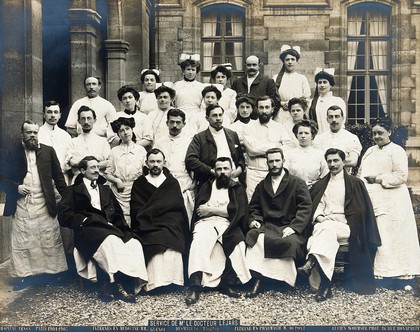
[
  {"left": 99, "top": 282, "right": 115, "bottom": 302},
  {"left": 315, "top": 287, "right": 332, "bottom": 302},
  {"left": 114, "top": 284, "right": 137, "bottom": 303},
  {"left": 218, "top": 285, "right": 241, "bottom": 298},
  {"left": 13, "top": 278, "right": 30, "bottom": 291},
  {"left": 185, "top": 289, "right": 199, "bottom": 305},
  {"left": 245, "top": 279, "right": 262, "bottom": 298},
  {"left": 297, "top": 255, "right": 317, "bottom": 278}
]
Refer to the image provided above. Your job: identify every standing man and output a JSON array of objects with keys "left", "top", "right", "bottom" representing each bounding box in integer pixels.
[
  {"left": 185, "top": 157, "right": 251, "bottom": 305},
  {"left": 65, "top": 76, "right": 117, "bottom": 142},
  {"left": 58, "top": 156, "right": 148, "bottom": 302},
  {"left": 38, "top": 101, "right": 72, "bottom": 184},
  {"left": 130, "top": 149, "right": 190, "bottom": 292},
  {"left": 154, "top": 108, "right": 195, "bottom": 223},
  {"left": 0, "top": 121, "right": 68, "bottom": 289},
  {"left": 231, "top": 55, "right": 277, "bottom": 103},
  {"left": 314, "top": 105, "right": 362, "bottom": 174},
  {"left": 297, "top": 148, "right": 380, "bottom": 302},
  {"left": 245, "top": 148, "right": 312, "bottom": 298},
  {"left": 185, "top": 104, "right": 245, "bottom": 190},
  {"left": 65, "top": 106, "right": 110, "bottom": 181},
  {"left": 243, "top": 96, "right": 294, "bottom": 199}
]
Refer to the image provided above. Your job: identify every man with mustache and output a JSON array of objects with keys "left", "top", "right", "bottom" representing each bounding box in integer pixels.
[
  {"left": 130, "top": 149, "right": 189, "bottom": 292},
  {"left": 297, "top": 148, "right": 380, "bottom": 302},
  {"left": 65, "top": 106, "right": 110, "bottom": 182},
  {"left": 58, "top": 156, "right": 148, "bottom": 302},
  {"left": 186, "top": 104, "right": 245, "bottom": 190},
  {"left": 243, "top": 96, "right": 294, "bottom": 199},
  {"left": 0, "top": 120, "right": 68, "bottom": 290},
  {"left": 231, "top": 55, "right": 277, "bottom": 104},
  {"left": 314, "top": 105, "right": 362, "bottom": 174},
  {"left": 154, "top": 109, "right": 195, "bottom": 223},
  {"left": 245, "top": 147, "right": 312, "bottom": 298},
  {"left": 65, "top": 76, "right": 117, "bottom": 141},
  {"left": 185, "top": 157, "right": 251, "bottom": 305}
]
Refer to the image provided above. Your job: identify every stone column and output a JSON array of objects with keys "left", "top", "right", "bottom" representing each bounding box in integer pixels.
[
  {"left": 104, "top": 39, "right": 130, "bottom": 108},
  {"left": 68, "top": 3, "right": 102, "bottom": 103}
]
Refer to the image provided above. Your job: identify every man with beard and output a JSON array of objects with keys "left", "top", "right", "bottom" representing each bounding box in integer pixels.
[
  {"left": 245, "top": 148, "right": 312, "bottom": 298},
  {"left": 154, "top": 109, "right": 195, "bottom": 224},
  {"left": 65, "top": 76, "right": 117, "bottom": 141},
  {"left": 297, "top": 148, "right": 380, "bottom": 302},
  {"left": 186, "top": 104, "right": 245, "bottom": 190},
  {"left": 231, "top": 55, "right": 277, "bottom": 104},
  {"left": 185, "top": 157, "right": 251, "bottom": 305},
  {"left": 0, "top": 121, "right": 68, "bottom": 290},
  {"left": 243, "top": 96, "right": 294, "bottom": 199},
  {"left": 58, "top": 156, "right": 148, "bottom": 302},
  {"left": 130, "top": 149, "right": 189, "bottom": 292},
  {"left": 314, "top": 105, "right": 361, "bottom": 174},
  {"left": 65, "top": 106, "right": 110, "bottom": 182}
]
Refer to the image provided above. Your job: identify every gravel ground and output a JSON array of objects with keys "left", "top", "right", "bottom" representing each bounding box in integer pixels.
[{"left": 0, "top": 275, "right": 418, "bottom": 327}]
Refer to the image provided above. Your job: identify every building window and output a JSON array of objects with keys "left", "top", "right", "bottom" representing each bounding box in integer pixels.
[
  {"left": 201, "top": 4, "right": 245, "bottom": 82},
  {"left": 347, "top": 3, "right": 391, "bottom": 124}
]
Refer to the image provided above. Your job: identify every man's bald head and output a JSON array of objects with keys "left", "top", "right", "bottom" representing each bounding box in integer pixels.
[{"left": 245, "top": 55, "right": 261, "bottom": 77}]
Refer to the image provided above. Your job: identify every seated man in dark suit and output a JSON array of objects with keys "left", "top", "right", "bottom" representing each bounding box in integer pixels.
[{"left": 58, "top": 156, "right": 148, "bottom": 302}]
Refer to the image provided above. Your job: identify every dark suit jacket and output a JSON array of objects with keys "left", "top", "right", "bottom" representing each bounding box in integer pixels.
[
  {"left": 246, "top": 169, "right": 312, "bottom": 262},
  {"left": 185, "top": 127, "right": 245, "bottom": 187},
  {"left": 58, "top": 174, "right": 132, "bottom": 261},
  {"left": 0, "top": 143, "right": 67, "bottom": 217},
  {"left": 231, "top": 73, "right": 277, "bottom": 102},
  {"left": 310, "top": 171, "right": 381, "bottom": 294}
]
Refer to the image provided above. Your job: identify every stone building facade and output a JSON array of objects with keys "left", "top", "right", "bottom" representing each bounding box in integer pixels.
[{"left": 0, "top": 0, "right": 419, "bottom": 259}]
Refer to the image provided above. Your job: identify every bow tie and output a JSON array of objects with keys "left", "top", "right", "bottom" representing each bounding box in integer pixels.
[{"left": 90, "top": 181, "right": 97, "bottom": 189}]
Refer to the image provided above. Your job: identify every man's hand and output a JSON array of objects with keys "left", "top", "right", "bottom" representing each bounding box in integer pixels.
[
  {"left": 115, "top": 178, "right": 125, "bottom": 192},
  {"left": 196, "top": 204, "right": 212, "bottom": 218},
  {"left": 18, "top": 184, "right": 31, "bottom": 195},
  {"left": 231, "top": 166, "right": 242, "bottom": 178},
  {"left": 282, "top": 227, "right": 295, "bottom": 238},
  {"left": 249, "top": 220, "right": 261, "bottom": 229}
]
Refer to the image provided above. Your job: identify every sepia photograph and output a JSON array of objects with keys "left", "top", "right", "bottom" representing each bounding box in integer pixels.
[{"left": 0, "top": 0, "right": 419, "bottom": 331}]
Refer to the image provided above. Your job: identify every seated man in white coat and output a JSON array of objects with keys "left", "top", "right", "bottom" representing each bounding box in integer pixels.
[{"left": 185, "top": 157, "right": 251, "bottom": 305}]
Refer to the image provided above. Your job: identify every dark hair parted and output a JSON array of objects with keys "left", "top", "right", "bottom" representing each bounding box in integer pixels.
[
  {"left": 215, "top": 156, "right": 233, "bottom": 168},
  {"left": 288, "top": 97, "right": 308, "bottom": 112},
  {"left": 117, "top": 85, "right": 140, "bottom": 101},
  {"left": 77, "top": 105, "right": 97, "bottom": 120},
  {"left": 315, "top": 71, "right": 335, "bottom": 86},
  {"left": 371, "top": 117, "right": 393, "bottom": 131},
  {"left": 235, "top": 94, "right": 256, "bottom": 109},
  {"left": 210, "top": 66, "right": 231, "bottom": 79},
  {"left": 279, "top": 49, "right": 300, "bottom": 62},
  {"left": 154, "top": 85, "right": 176, "bottom": 99},
  {"left": 205, "top": 104, "right": 224, "bottom": 117},
  {"left": 147, "top": 148, "right": 166, "bottom": 161},
  {"left": 256, "top": 95, "right": 275, "bottom": 108},
  {"left": 78, "top": 155, "right": 99, "bottom": 171},
  {"left": 324, "top": 148, "right": 346, "bottom": 161},
  {"left": 265, "top": 147, "right": 284, "bottom": 159},
  {"left": 292, "top": 119, "right": 318, "bottom": 140},
  {"left": 180, "top": 59, "right": 201, "bottom": 73},
  {"left": 44, "top": 100, "right": 60, "bottom": 112},
  {"left": 167, "top": 108, "right": 186, "bottom": 123},
  {"left": 201, "top": 85, "right": 222, "bottom": 100},
  {"left": 21, "top": 120, "right": 38, "bottom": 133},
  {"left": 140, "top": 70, "right": 161, "bottom": 84},
  {"left": 326, "top": 105, "right": 344, "bottom": 117}
]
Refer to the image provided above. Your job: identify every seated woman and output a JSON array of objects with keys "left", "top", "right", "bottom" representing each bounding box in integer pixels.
[
  {"left": 229, "top": 94, "right": 256, "bottom": 146},
  {"left": 359, "top": 118, "right": 420, "bottom": 293},
  {"left": 283, "top": 97, "right": 309, "bottom": 147},
  {"left": 272, "top": 45, "right": 311, "bottom": 123},
  {"left": 209, "top": 64, "right": 237, "bottom": 124},
  {"left": 173, "top": 54, "right": 205, "bottom": 118},
  {"left": 105, "top": 117, "right": 147, "bottom": 227},
  {"left": 284, "top": 119, "right": 328, "bottom": 189},
  {"left": 308, "top": 67, "right": 346, "bottom": 134},
  {"left": 139, "top": 69, "right": 161, "bottom": 115}
]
